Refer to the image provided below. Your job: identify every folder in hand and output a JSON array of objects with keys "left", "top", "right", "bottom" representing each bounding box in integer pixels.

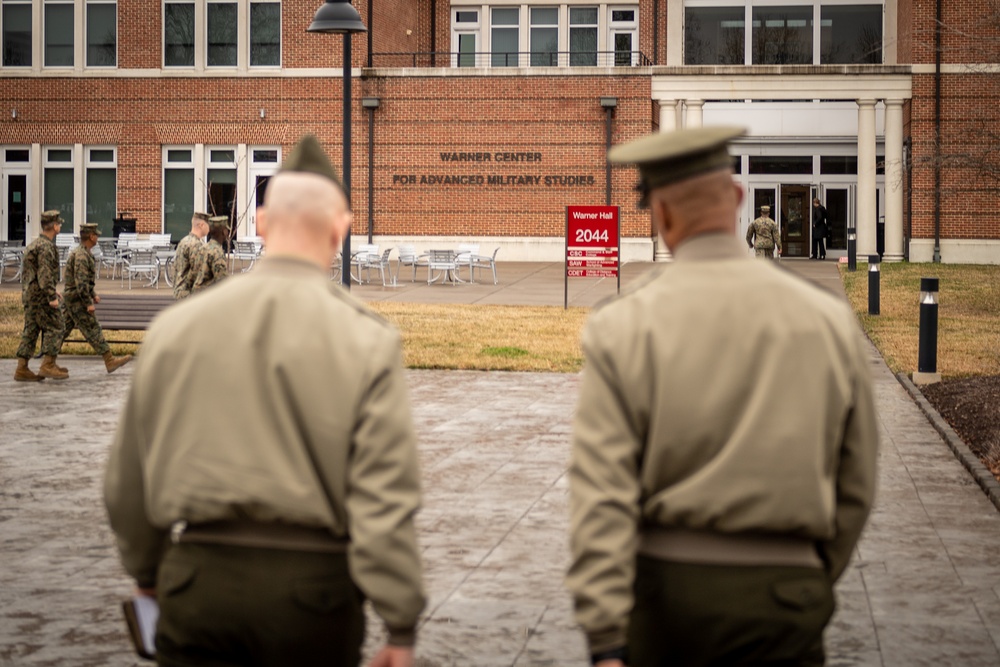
[{"left": 121, "top": 595, "right": 158, "bottom": 660}]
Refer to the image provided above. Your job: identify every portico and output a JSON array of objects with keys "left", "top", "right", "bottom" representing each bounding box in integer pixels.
[{"left": 651, "top": 68, "right": 912, "bottom": 263}]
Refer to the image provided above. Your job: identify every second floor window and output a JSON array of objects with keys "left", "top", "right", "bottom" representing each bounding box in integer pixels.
[
  {"left": 164, "top": 0, "right": 280, "bottom": 69},
  {"left": 491, "top": 7, "right": 518, "bottom": 67},
  {"left": 44, "top": 0, "right": 74, "bottom": 67},
  {"left": 2, "top": 0, "right": 31, "bottom": 67},
  {"left": 529, "top": 7, "right": 557, "bottom": 67}
]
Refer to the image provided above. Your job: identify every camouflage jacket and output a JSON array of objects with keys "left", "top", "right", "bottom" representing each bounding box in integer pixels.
[
  {"left": 21, "top": 235, "right": 60, "bottom": 306},
  {"left": 173, "top": 233, "right": 202, "bottom": 299},
  {"left": 746, "top": 216, "right": 781, "bottom": 251},
  {"left": 64, "top": 245, "right": 98, "bottom": 307},
  {"left": 192, "top": 239, "right": 228, "bottom": 293}
]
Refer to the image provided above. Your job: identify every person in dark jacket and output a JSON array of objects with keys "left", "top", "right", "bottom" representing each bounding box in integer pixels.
[{"left": 812, "top": 198, "right": 829, "bottom": 260}]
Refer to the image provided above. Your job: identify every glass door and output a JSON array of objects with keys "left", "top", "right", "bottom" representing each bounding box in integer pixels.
[
  {"left": 822, "top": 186, "right": 854, "bottom": 253},
  {"left": 779, "top": 184, "right": 810, "bottom": 258},
  {"left": 3, "top": 171, "right": 29, "bottom": 242}
]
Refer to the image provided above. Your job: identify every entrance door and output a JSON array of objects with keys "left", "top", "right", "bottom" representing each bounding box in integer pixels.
[
  {"left": 823, "top": 186, "right": 854, "bottom": 253},
  {"left": 779, "top": 184, "right": 810, "bottom": 258},
  {"left": 751, "top": 186, "right": 777, "bottom": 251},
  {"left": 3, "top": 172, "right": 29, "bottom": 242}
]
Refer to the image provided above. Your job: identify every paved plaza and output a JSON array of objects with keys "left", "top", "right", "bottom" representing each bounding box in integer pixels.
[{"left": 2, "top": 259, "right": 1000, "bottom": 666}]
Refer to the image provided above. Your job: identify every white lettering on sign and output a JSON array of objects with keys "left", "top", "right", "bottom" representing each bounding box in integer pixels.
[{"left": 574, "top": 228, "right": 609, "bottom": 244}]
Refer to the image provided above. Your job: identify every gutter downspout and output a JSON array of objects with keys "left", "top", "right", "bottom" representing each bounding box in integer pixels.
[
  {"left": 653, "top": 0, "right": 659, "bottom": 65},
  {"left": 367, "top": 0, "right": 373, "bottom": 67},
  {"left": 430, "top": 0, "right": 437, "bottom": 67},
  {"left": 933, "top": 0, "right": 942, "bottom": 262}
]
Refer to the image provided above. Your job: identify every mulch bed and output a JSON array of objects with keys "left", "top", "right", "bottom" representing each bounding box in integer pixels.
[{"left": 921, "top": 376, "right": 1000, "bottom": 477}]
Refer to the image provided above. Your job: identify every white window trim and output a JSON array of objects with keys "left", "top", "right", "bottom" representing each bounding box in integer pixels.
[{"left": 163, "top": 0, "right": 281, "bottom": 72}]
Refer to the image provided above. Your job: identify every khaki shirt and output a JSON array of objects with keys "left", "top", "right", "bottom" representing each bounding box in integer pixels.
[
  {"left": 747, "top": 215, "right": 781, "bottom": 252},
  {"left": 105, "top": 257, "right": 426, "bottom": 644},
  {"left": 566, "top": 234, "right": 878, "bottom": 654}
]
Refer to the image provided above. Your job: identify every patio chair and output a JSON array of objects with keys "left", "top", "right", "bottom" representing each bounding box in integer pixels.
[
  {"left": 149, "top": 233, "right": 173, "bottom": 249},
  {"left": 455, "top": 243, "right": 480, "bottom": 282},
  {"left": 361, "top": 247, "right": 393, "bottom": 286},
  {"left": 351, "top": 244, "right": 378, "bottom": 283},
  {"left": 116, "top": 232, "right": 138, "bottom": 249},
  {"left": 97, "top": 238, "right": 119, "bottom": 278},
  {"left": 122, "top": 248, "right": 160, "bottom": 289},
  {"left": 427, "top": 249, "right": 459, "bottom": 285},
  {"left": 0, "top": 243, "right": 22, "bottom": 284},
  {"left": 470, "top": 247, "right": 500, "bottom": 285},
  {"left": 230, "top": 240, "right": 260, "bottom": 273},
  {"left": 396, "top": 244, "right": 423, "bottom": 282}
]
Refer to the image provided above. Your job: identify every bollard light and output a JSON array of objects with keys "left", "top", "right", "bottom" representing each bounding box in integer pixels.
[
  {"left": 914, "top": 277, "right": 941, "bottom": 385},
  {"left": 847, "top": 226, "right": 857, "bottom": 272},
  {"left": 868, "top": 255, "right": 880, "bottom": 315}
]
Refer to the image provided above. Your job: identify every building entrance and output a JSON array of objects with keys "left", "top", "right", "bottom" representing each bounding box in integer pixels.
[
  {"left": 780, "top": 185, "right": 810, "bottom": 258},
  {"left": 3, "top": 172, "right": 29, "bottom": 242}
]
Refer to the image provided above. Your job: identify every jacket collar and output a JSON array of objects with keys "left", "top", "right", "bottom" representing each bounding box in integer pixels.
[{"left": 672, "top": 233, "right": 749, "bottom": 262}]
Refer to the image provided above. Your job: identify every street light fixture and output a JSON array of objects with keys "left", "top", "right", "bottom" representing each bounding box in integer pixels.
[{"left": 308, "top": 1, "right": 368, "bottom": 289}]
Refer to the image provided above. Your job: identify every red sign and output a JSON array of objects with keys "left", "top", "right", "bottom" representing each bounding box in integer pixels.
[
  {"left": 567, "top": 206, "right": 619, "bottom": 248},
  {"left": 567, "top": 269, "right": 618, "bottom": 278},
  {"left": 567, "top": 259, "right": 619, "bottom": 268}
]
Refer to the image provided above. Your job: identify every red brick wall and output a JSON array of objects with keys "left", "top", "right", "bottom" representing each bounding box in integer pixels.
[
  {"left": 354, "top": 74, "right": 654, "bottom": 239},
  {"left": 901, "top": 0, "right": 1000, "bottom": 65}
]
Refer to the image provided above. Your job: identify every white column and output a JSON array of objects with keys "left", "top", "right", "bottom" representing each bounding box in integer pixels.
[
  {"left": 30, "top": 144, "right": 42, "bottom": 238},
  {"left": 236, "top": 145, "right": 249, "bottom": 237},
  {"left": 884, "top": 100, "right": 905, "bottom": 262},
  {"left": 685, "top": 100, "right": 704, "bottom": 128},
  {"left": 73, "top": 143, "right": 84, "bottom": 232},
  {"left": 666, "top": 1, "right": 683, "bottom": 65},
  {"left": 659, "top": 100, "right": 678, "bottom": 132},
  {"left": 856, "top": 99, "right": 877, "bottom": 258}
]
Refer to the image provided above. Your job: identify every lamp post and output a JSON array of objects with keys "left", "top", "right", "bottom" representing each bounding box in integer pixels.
[
  {"left": 308, "top": 1, "right": 368, "bottom": 290},
  {"left": 600, "top": 97, "right": 617, "bottom": 206},
  {"left": 362, "top": 97, "right": 380, "bottom": 244}
]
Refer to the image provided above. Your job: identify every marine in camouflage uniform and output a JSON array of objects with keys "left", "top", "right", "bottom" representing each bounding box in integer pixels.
[
  {"left": 191, "top": 216, "right": 230, "bottom": 294},
  {"left": 15, "top": 210, "right": 67, "bottom": 381},
  {"left": 173, "top": 212, "right": 210, "bottom": 300},
  {"left": 60, "top": 223, "right": 132, "bottom": 373},
  {"left": 746, "top": 205, "right": 781, "bottom": 259}
]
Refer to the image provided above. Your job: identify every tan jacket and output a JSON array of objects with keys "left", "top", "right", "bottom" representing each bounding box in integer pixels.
[
  {"left": 566, "top": 234, "right": 878, "bottom": 654},
  {"left": 105, "top": 257, "right": 426, "bottom": 645}
]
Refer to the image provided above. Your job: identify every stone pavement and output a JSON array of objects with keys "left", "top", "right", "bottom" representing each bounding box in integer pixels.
[{"left": 2, "top": 259, "right": 1000, "bottom": 666}]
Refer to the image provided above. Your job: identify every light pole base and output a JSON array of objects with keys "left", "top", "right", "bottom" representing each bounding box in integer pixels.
[{"left": 912, "top": 371, "right": 942, "bottom": 386}]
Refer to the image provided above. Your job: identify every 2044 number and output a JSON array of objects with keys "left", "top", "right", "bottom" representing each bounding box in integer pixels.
[{"left": 575, "top": 228, "right": 609, "bottom": 244}]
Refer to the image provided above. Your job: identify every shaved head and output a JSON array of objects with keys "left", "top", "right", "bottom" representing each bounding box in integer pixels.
[{"left": 258, "top": 172, "right": 351, "bottom": 268}]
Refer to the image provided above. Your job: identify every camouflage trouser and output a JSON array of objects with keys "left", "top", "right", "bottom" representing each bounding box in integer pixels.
[
  {"left": 754, "top": 247, "right": 776, "bottom": 260},
  {"left": 60, "top": 299, "right": 110, "bottom": 355},
  {"left": 17, "top": 300, "right": 65, "bottom": 359}
]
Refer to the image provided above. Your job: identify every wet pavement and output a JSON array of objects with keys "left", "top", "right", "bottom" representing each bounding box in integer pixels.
[{"left": 2, "top": 258, "right": 1000, "bottom": 666}]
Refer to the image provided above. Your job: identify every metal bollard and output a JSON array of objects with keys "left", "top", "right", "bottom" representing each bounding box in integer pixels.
[
  {"left": 913, "top": 277, "right": 942, "bottom": 385},
  {"left": 847, "top": 226, "right": 857, "bottom": 272},
  {"left": 868, "top": 255, "right": 880, "bottom": 315}
]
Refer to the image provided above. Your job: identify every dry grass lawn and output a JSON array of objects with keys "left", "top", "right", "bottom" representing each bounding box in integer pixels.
[
  {"left": 0, "top": 292, "right": 587, "bottom": 372},
  {"left": 840, "top": 263, "right": 1000, "bottom": 378}
]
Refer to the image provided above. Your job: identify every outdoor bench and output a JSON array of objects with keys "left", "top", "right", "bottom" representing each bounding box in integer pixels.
[{"left": 63, "top": 293, "right": 174, "bottom": 345}]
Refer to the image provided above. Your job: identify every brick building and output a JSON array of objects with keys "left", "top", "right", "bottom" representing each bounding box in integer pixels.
[{"left": 0, "top": 0, "right": 997, "bottom": 262}]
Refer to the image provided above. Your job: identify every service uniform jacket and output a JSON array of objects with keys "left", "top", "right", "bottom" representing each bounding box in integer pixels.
[
  {"left": 567, "top": 233, "right": 878, "bottom": 654},
  {"left": 64, "top": 245, "right": 98, "bottom": 306},
  {"left": 105, "top": 256, "right": 426, "bottom": 644}
]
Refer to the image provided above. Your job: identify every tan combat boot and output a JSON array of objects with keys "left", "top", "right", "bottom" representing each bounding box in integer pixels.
[
  {"left": 103, "top": 351, "right": 133, "bottom": 374},
  {"left": 14, "top": 358, "right": 43, "bottom": 382},
  {"left": 38, "top": 355, "right": 69, "bottom": 380}
]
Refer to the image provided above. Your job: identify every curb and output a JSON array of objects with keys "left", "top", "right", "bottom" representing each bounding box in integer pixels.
[{"left": 896, "top": 372, "right": 1000, "bottom": 514}]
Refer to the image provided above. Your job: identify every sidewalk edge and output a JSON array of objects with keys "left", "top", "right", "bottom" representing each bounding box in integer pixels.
[{"left": 896, "top": 371, "right": 1000, "bottom": 514}]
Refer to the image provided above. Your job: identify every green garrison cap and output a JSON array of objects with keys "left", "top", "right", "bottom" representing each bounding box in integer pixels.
[
  {"left": 41, "top": 210, "right": 64, "bottom": 226},
  {"left": 279, "top": 134, "right": 342, "bottom": 186},
  {"left": 608, "top": 126, "right": 746, "bottom": 206},
  {"left": 208, "top": 215, "right": 231, "bottom": 231}
]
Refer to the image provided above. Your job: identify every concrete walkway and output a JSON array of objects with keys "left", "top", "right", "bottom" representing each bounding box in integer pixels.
[{"left": 2, "top": 259, "right": 999, "bottom": 666}]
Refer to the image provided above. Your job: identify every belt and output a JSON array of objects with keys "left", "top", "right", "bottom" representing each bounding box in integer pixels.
[
  {"left": 638, "top": 527, "right": 823, "bottom": 569},
  {"left": 171, "top": 520, "right": 349, "bottom": 554}
]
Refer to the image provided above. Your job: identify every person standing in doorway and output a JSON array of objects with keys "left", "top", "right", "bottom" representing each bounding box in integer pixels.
[
  {"left": 59, "top": 223, "right": 132, "bottom": 373},
  {"left": 14, "top": 210, "right": 67, "bottom": 381},
  {"left": 173, "top": 212, "right": 210, "bottom": 299},
  {"left": 746, "top": 204, "right": 780, "bottom": 260},
  {"left": 812, "top": 198, "right": 829, "bottom": 260}
]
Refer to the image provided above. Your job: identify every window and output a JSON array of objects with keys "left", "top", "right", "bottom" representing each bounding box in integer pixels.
[
  {"left": 610, "top": 7, "right": 638, "bottom": 66},
  {"left": 683, "top": 2, "right": 883, "bottom": 65},
  {"left": 250, "top": 1, "right": 280, "bottom": 66},
  {"left": 165, "top": 0, "right": 280, "bottom": 69},
  {"left": 45, "top": 0, "right": 74, "bottom": 67},
  {"left": 2, "top": 0, "right": 31, "bottom": 67},
  {"left": 820, "top": 4, "right": 882, "bottom": 64},
  {"left": 86, "top": 148, "right": 116, "bottom": 235},
  {"left": 87, "top": 1, "right": 117, "bottom": 66},
  {"left": 452, "top": 8, "right": 479, "bottom": 67},
  {"left": 529, "top": 7, "right": 557, "bottom": 67},
  {"left": 206, "top": 148, "right": 236, "bottom": 231},
  {"left": 685, "top": 7, "right": 745, "bottom": 64},
  {"left": 207, "top": 1, "right": 237, "bottom": 67},
  {"left": 164, "top": 147, "right": 195, "bottom": 241},
  {"left": 44, "top": 147, "right": 75, "bottom": 224},
  {"left": 165, "top": 2, "right": 195, "bottom": 66},
  {"left": 491, "top": 7, "right": 519, "bottom": 67},
  {"left": 569, "top": 7, "right": 598, "bottom": 66},
  {"left": 752, "top": 6, "right": 812, "bottom": 64},
  {"left": 748, "top": 155, "right": 813, "bottom": 174}
]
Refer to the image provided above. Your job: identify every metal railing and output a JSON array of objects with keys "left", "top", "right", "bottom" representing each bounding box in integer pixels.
[{"left": 370, "top": 50, "right": 653, "bottom": 69}]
